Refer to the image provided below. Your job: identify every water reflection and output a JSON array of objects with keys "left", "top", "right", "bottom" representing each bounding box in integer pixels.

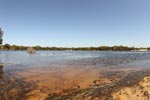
[
  {"left": 0, "top": 50, "right": 3, "bottom": 80},
  {"left": 0, "top": 64, "right": 3, "bottom": 80}
]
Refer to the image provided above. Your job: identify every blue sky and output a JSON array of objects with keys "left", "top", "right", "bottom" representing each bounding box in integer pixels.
[{"left": 0, "top": 0, "right": 150, "bottom": 47}]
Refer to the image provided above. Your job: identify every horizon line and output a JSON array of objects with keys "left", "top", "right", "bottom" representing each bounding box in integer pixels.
[{"left": 1, "top": 43, "right": 150, "bottom": 48}]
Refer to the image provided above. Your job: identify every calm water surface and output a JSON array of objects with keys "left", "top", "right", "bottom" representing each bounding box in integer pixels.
[
  {"left": 0, "top": 50, "right": 150, "bottom": 77},
  {"left": 1, "top": 51, "right": 150, "bottom": 69}
]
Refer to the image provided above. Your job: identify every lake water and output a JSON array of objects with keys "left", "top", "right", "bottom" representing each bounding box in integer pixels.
[
  {"left": 1, "top": 50, "right": 150, "bottom": 68},
  {"left": 0, "top": 50, "right": 150, "bottom": 77},
  {"left": 1, "top": 51, "right": 150, "bottom": 99}
]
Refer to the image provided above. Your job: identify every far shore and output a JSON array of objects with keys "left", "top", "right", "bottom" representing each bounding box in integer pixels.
[{"left": 0, "top": 44, "right": 150, "bottom": 51}]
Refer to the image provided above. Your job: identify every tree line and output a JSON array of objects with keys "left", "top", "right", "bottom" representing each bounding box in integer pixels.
[{"left": 0, "top": 43, "right": 150, "bottom": 51}]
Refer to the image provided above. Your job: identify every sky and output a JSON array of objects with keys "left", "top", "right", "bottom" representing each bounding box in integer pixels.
[{"left": 0, "top": 0, "right": 150, "bottom": 47}]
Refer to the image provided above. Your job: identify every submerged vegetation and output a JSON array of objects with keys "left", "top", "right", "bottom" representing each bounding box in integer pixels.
[{"left": 0, "top": 44, "right": 150, "bottom": 51}]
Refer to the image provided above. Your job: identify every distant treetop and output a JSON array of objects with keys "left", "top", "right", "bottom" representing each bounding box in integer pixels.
[{"left": 0, "top": 28, "right": 4, "bottom": 44}]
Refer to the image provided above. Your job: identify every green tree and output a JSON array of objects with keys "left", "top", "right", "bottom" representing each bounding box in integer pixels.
[
  {"left": 11, "top": 45, "right": 19, "bottom": 50},
  {"left": 3, "top": 44, "right": 11, "bottom": 50},
  {"left": 34, "top": 46, "right": 41, "bottom": 50}
]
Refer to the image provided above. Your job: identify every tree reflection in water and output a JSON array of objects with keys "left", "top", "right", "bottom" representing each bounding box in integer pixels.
[
  {"left": 0, "top": 64, "right": 3, "bottom": 80},
  {"left": 0, "top": 50, "right": 3, "bottom": 80}
]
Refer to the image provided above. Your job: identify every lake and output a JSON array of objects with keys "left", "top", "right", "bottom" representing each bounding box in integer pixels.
[
  {"left": 1, "top": 50, "right": 150, "bottom": 69},
  {"left": 1, "top": 51, "right": 150, "bottom": 100}
]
